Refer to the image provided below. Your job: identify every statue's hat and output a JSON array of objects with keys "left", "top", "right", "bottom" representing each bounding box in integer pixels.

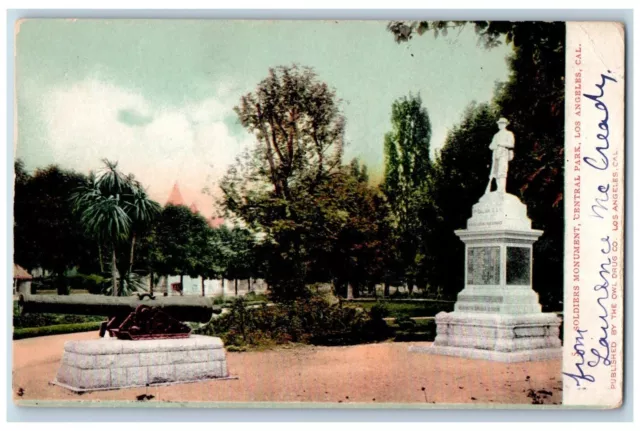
[{"left": 497, "top": 117, "right": 509, "bottom": 125}]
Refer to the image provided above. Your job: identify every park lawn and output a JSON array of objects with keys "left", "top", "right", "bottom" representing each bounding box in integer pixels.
[
  {"left": 12, "top": 301, "right": 105, "bottom": 331},
  {"left": 344, "top": 300, "right": 454, "bottom": 318},
  {"left": 13, "top": 322, "right": 103, "bottom": 340}
]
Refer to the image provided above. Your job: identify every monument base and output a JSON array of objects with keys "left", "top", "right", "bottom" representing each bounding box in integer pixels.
[
  {"left": 53, "top": 335, "right": 232, "bottom": 392},
  {"left": 410, "top": 311, "right": 562, "bottom": 363}
]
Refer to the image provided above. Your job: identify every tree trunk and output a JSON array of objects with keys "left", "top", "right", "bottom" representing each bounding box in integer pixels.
[
  {"left": 248, "top": 277, "right": 252, "bottom": 292},
  {"left": 347, "top": 283, "right": 354, "bottom": 299},
  {"left": 201, "top": 277, "right": 206, "bottom": 297},
  {"left": 98, "top": 244, "right": 104, "bottom": 273},
  {"left": 128, "top": 232, "right": 137, "bottom": 276},
  {"left": 384, "top": 281, "right": 390, "bottom": 298},
  {"left": 235, "top": 279, "right": 238, "bottom": 296},
  {"left": 221, "top": 278, "right": 225, "bottom": 298},
  {"left": 407, "top": 280, "right": 414, "bottom": 296},
  {"left": 150, "top": 271, "right": 154, "bottom": 296},
  {"left": 179, "top": 274, "right": 184, "bottom": 296},
  {"left": 111, "top": 245, "right": 118, "bottom": 297}
]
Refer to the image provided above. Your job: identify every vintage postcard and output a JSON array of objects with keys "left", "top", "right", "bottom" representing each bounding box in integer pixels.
[{"left": 11, "top": 19, "right": 625, "bottom": 409}]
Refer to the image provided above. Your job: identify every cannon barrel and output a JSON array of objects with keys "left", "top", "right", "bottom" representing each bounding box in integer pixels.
[{"left": 18, "top": 294, "right": 219, "bottom": 323}]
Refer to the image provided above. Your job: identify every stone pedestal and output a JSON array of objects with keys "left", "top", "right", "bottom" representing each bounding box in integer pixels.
[
  {"left": 410, "top": 191, "right": 562, "bottom": 362},
  {"left": 53, "top": 335, "right": 232, "bottom": 392}
]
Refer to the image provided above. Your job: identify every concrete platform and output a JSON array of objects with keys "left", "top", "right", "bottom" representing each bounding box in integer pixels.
[{"left": 53, "top": 335, "right": 231, "bottom": 392}]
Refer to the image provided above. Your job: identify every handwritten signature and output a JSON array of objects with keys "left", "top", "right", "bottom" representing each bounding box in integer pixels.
[
  {"left": 564, "top": 237, "right": 612, "bottom": 386},
  {"left": 565, "top": 70, "right": 616, "bottom": 387},
  {"left": 582, "top": 70, "right": 617, "bottom": 171}
]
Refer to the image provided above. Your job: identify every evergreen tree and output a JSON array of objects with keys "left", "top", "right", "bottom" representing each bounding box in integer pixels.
[{"left": 382, "top": 94, "right": 432, "bottom": 294}]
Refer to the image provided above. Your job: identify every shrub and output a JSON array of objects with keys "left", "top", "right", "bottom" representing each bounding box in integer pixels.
[
  {"left": 13, "top": 301, "right": 105, "bottom": 329},
  {"left": 198, "top": 294, "right": 390, "bottom": 348},
  {"left": 369, "top": 302, "right": 390, "bottom": 320},
  {"left": 394, "top": 314, "right": 417, "bottom": 331},
  {"left": 393, "top": 319, "right": 437, "bottom": 342},
  {"left": 81, "top": 274, "right": 108, "bottom": 294}
]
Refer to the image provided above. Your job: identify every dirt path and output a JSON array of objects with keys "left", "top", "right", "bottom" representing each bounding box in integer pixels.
[{"left": 12, "top": 332, "right": 562, "bottom": 406}]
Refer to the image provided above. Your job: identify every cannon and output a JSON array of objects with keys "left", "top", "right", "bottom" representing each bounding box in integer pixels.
[{"left": 18, "top": 293, "right": 221, "bottom": 340}]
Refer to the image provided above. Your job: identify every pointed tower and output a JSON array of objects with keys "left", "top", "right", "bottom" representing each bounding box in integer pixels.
[
  {"left": 189, "top": 202, "right": 199, "bottom": 214},
  {"left": 166, "top": 182, "right": 185, "bottom": 207},
  {"left": 209, "top": 217, "right": 225, "bottom": 228}
]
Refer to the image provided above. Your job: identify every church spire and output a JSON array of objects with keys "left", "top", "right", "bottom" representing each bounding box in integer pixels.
[{"left": 166, "top": 182, "right": 184, "bottom": 206}]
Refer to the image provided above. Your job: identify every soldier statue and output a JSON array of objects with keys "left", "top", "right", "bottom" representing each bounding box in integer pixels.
[{"left": 486, "top": 117, "right": 515, "bottom": 194}]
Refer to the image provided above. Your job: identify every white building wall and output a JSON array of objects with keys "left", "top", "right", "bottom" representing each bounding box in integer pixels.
[{"left": 158, "top": 275, "right": 268, "bottom": 297}]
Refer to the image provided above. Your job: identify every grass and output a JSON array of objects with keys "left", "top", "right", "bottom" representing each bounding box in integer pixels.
[
  {"left": 13, "top": 322, "right": 102, "bottom": 340},
  {"left": 12, "top": 301, "right": 105, "bottom": 329},
  {"left": 344, "top": 300, "right": 454, "bottom": 318},
  {"left": 210, "top": 292, "right": 268, "bottom": 305}
]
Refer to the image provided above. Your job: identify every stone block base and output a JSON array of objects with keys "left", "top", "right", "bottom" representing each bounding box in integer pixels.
[
  {"left": 53, "top": 335, "right": 232, "bottom": 392},
  {"left": 409, "top": 311, "right": 562, "bottom": 363}
]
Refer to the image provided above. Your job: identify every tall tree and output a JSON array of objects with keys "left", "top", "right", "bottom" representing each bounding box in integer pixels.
[
  {"left": 71, "top": 160, "right": 160, "bottom": 296},
  {"left": 382, "top": 94, "right": 432, "bottom": 294},
  {"left": 329, "top": 160, "right": 392, "bottom": 298},
  {"left": 220, "top": 64, "right": 346, "bottom": 300},
  {"left": 13, "top": 162, "right": 94, "bottom": 277},
  {"left": 224, "top": 227, "right": 256, "bottom": 296},
  {"left": 153, "top": 204, "right": 211, "bottom": 294}
]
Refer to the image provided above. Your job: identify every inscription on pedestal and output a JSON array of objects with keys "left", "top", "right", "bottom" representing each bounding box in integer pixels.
[
  {"left": 467, "top": 246, "right": 500, "bottom": 285},
  {"left": 506, "top": 247, "right": 531, "bottom": 285}
]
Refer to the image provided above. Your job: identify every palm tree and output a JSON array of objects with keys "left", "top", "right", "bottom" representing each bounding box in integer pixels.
[{"left": 71, "top": 159, "right": 160, "bottom": 296}]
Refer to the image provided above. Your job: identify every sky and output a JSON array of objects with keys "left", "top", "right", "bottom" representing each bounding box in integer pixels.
[{"left": 15, "top": 19, "right": 511, "bottom": 218}]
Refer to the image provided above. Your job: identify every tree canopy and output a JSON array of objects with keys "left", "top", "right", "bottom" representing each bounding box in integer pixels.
[{"left": 13, "top": 162, "right": 94, "bottom": 276}]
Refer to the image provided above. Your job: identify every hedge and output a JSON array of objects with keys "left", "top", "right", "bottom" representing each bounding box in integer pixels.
[{"left": 13, "top": 322, "right": 102, "bottom": 340}]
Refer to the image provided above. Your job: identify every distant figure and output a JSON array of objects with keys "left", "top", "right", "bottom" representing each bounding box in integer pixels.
[{"left": 486, "top": 117, "right": 515, "bottom": 194}]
